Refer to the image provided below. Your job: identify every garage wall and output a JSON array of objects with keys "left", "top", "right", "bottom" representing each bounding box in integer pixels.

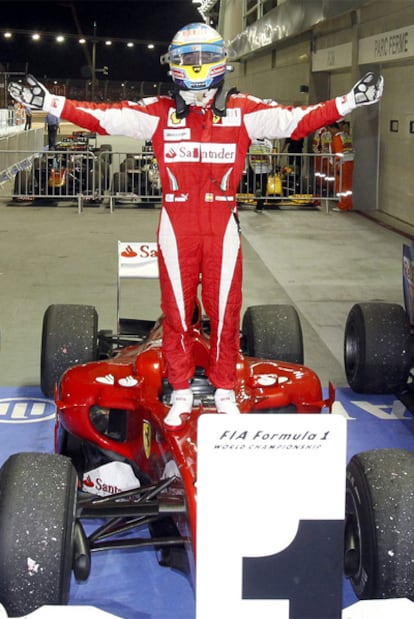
[
  {"left": 377, "top": 63, "right": 414, "bottom": 224},
  {"left": 220, "top": 0, "right": 414, "bottom": 231},
  {"left": 226, "top": 37, "right": 311, "bottom": 104}
]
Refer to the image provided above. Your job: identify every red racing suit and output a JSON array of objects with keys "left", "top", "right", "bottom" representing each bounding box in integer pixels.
[{"left": 53, "top": 91, "right": 343, "bottom": 390}]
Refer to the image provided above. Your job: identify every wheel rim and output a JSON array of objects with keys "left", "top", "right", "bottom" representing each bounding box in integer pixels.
[
  {"left": 344, "top": 490, "right": 362, "bottom": 578},
  {"left": 344, "top": 320, "right": 358, "bottom": 381}
]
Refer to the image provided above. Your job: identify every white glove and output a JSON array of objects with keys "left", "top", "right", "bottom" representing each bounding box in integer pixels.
[
  {"left": 336, "top": 72, "right": 384, "bottom": 116},
  {"left": 8, "top": 74, "right": 66, "bottom": 116}
]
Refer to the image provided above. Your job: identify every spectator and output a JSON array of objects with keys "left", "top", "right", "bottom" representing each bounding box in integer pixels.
[
  {"left": 284, "top": 137, "right": 304, "bottom": 171},
  {"left": 247, "top": 138, "right": 273, "bottom": 211},
  {"left": 338, "top": 119, "right": 351, "bottom": 138},
  {"left": 45, "top": 113, "right": 60, "bottom": 151},
  {"left": 24, "top": 106, "right": 32, "bottom": 130},
  {"left": 327, "top": 122, "right": 354, "bottom": 211},
  {"left": 14, "top": 101, "right": 25, "bottom": 126},
  {"left": 312, "top": 125, "right": 332, "bottom": 188},
  {"left": 282, "top": 137, "right": 305, "bottom": 194}
]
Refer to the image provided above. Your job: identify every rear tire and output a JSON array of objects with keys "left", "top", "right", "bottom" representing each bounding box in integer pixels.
[
  {"left": 112, "top": 171, "right": 130, "bottom": 193},
  {"left": 0, "top": 452, "right": 77, "bottom": 616},
  {"left": 344, "top": 302, "right": 412, "bottom": 393},
  {"left": 13, "top": 169, "right": 36, "bottom": 200},
  {"left": 41, "top": 304, "right": 98, "bottom": 398},
  {"left": 242, "top": 304, "right": 304, "bottom": 364}
]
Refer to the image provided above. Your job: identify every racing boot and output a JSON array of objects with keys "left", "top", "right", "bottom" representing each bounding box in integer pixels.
[
  {"left": 214, "top": 389, "right": 240, "bottom": 415},
  {"left": 164, "top": 388, "right": 193, "bottom": 428}
]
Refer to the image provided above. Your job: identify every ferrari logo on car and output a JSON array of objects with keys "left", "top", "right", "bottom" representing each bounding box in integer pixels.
[{"left": 143, "top": 420, "right": 151, "bottom": 458}]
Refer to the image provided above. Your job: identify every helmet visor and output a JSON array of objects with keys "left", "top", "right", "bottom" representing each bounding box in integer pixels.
[{"left": 170, "top": 43, "right": 225, "bottom": 67}]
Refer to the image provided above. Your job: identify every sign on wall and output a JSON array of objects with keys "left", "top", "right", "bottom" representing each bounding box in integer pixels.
[
  {"left": 312, "top": 42, "right": 352, "bottom": 72},
  {"left": 359, "top": 25, "right": 414, "bottom": 64}
]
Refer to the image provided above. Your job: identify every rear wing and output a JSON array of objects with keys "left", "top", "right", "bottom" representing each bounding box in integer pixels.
[{"left": 117, "top": 242, "right": 159, "bottom": 334}]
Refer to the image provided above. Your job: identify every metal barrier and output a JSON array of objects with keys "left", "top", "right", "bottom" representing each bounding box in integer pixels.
[
  {"left": 4, "top": 148, "right": 162, "bottom": 213},
  {"left": 237, "top": 151, "right": 341, "bottom": 212},
  {"left": 1, "top": 149, "right": 345, "bottom": 213},
  {"left": 107, "top": 152, "right": 162, "bottom": 213}
]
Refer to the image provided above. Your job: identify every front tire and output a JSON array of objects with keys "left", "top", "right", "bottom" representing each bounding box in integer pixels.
[
  {"left": 0, "top": 453, "right": 78, "bottom": 616},
  {"left": 345, "top": 448, "right": 414, "bottom": 600}
]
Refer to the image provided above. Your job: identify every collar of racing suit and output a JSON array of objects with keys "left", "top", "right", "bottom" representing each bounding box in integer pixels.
[
  {"left": 174, "top": 85, "right": 239, "bottom": 119},
  {"left": 179, "top": 89, "right": 217, "bottom": 108}
]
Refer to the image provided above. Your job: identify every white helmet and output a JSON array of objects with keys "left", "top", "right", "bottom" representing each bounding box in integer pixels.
[{"left": 163, "top": 23, "right": 227, "bottom": 91}]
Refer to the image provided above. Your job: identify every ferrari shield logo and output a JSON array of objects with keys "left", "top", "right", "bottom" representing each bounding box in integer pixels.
[
  {"left": 168, "top": 108, "right": 186, "bottom": 127},
  {"left": 143, "top": 420, "right": 151, "bottom": 459}
]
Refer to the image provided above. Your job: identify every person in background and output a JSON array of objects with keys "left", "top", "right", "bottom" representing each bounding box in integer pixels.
[
  {"left": 284, "top": 137, "right": 304, "bottom": 171},
  {"left": 312, "top": 125, "right": 332, "bottom": 190},
  {"left": 9, "top": 23, "right": 383, "bottom": 428},
  {"left": 247, "top": 137, "right": 273, "bottom": 212},
  {"left": 45, "top": 112, "right": 60, "bottom": 151},
  {"left": 14, "top": 101, "right": 25, "bottom": 126},
  {"left": 327, "top": 121, "right": 354, "bottom": 211},
  {"left": 282, "top": 137, "right": 305, "bottom": 194},
  {"left": 24, "top": 106, "right": 32, "bottom": 130},
  {"left": 338, "top": 119, "right": 351, "bottom": 139}
]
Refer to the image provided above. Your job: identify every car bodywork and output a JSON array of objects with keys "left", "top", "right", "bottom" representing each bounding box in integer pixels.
[
  {"left": 54, "top": 298, "right": 332, "bottom": 551},
  {"left": 0, "top": 292, "right": 334, "bottom": 616}
]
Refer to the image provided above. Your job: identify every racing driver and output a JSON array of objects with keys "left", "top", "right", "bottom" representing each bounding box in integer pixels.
[{"left": 9, "top": 23, "right": 384, "bottom": 428}]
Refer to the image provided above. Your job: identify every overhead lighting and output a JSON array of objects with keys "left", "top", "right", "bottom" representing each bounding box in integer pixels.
[
  {"left": 105, "top": 40, "right": 112, "bottom": 46},
  {"left": 127, "top": 42, "right": 134, "bottom": 48},
  {"left": 4, "top": 32, "right": 12, "bottom": 39},
  {"left": 79, "top": 38, "right": 86, "bottom": 44},
  {"left": 147, "top": 44, "right": 154, "bottom": 49},
  {"left": 194, "top": 0, "right": 217, "bottom": 17},
  {"left": 56, "top": 35, "right": 65, "bottom": 43},
  {"left": 32, "top": 33, "right": 40, "bottom": 41}
]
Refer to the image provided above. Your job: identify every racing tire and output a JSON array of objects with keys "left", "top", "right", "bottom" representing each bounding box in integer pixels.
[
  {"left": 120, "top": 156, "right": 139, "bottom": 172},
  {"left": 345, "top": 448, "right": 414, "bottom": 600},
  {"left": 344, "top": 302, "right": 412, "bottom": 393},
  {"left": 13, "top": 169, "right": 36, "bottom": 200},
  {"left": 242, "top": 304, "right": 304, "bottom": 364},
  {"left": 112, "top": 171, "right": 130, "bottom": 193},
  {"left": 98, "top": 143, "right": 112, "bottom": 164},
  {"left": 96, "top": 158, "right": 111, "bottom": 190},
  {"left": 91, "top": 161, "right": 105, "bottom": 198},
  {"left": 41, "top": 303, "right": 98, "bottom": 398},
  {"left": 0, "top": 452, "right": 78, "bottom": 616}
]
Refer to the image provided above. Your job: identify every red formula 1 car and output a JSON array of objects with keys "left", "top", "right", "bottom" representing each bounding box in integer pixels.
[{"left": 0, "top": 276, "right": 333, "bottom": 616}]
